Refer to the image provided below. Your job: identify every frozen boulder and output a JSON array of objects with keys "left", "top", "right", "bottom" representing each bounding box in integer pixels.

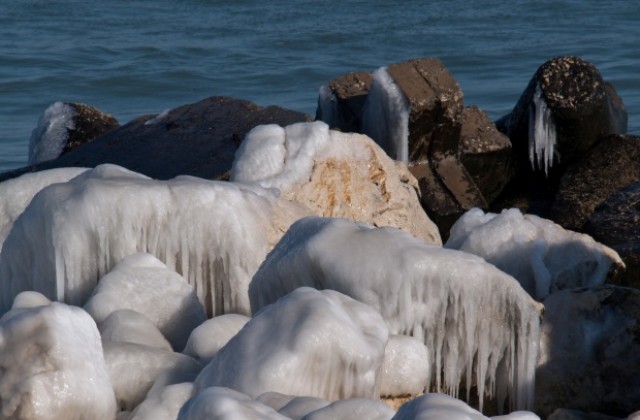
[
  {"left": 250, "top": 217, "right": 541, "bottom": 411},
  {"left": 392, "top": 393, "right": 488, "bottom": 420},
  {"left": 178, "top": 387, "right": 288, "bottom": 420},
  {"left": 231, "top": 121, "right": 441, "bottom": 245},
  {"left": 381, "top": 334, "right": 430, "bottom": 397},
  {"left": 98, "top": 309, "right": 173, "bottom": 351},
  {"left": 84, "top": 253, "right": 206, "bottom": 350},
  {"left": 446, "top": 208, "right": 623, "bottom": 300},
  {"left": 129, "top": 382, "right": 194, "bottom": 420},
  {"left": 536, "top": 286, "right": 640, "bottom": 418},
  {"left": 182, "top": 313, "right": 250, "bottom": 363},
  {"left": 0, "top": 302, "right": 116, "bottom": 420},
  {"left": 302, "top": 398, "right": 395, "bottom": 420},
  {"left": 0, "top": 163, "right": 310, "bottom": 316},
  {"left": 103, "top": 340, "right": 202, "bottom": 411},
  {"left": 0, "top": 167, "right": 88, "bottom": 250},
  {"left": 194, "top": 287, "right": 389, "bottom": 400},
  {"left": 278, "top": 396, "right": 330, "bottom": 419}
]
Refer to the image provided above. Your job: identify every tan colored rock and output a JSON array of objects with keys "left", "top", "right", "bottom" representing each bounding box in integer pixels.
[{"left": 231, "top": 121, "right": 442, "bottom": 245}]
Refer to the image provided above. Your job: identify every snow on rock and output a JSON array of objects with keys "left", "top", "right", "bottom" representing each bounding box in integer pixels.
[
  {"left": 381, "top": 334, "right": 430, "bottom": 397},
  {"left": 445, "top": 208, "right": 623, "bottom": 300},
  {"left": 178, "top": 387, "right": 289, "bottom": 420},
  {"left": 302, "top": 398, "right": 395, "bottom": 420},
  {"left": 129, "top": 382, "right": 194, "bottom": 420},
  {"left": 250, "top": 216, "right": 541, "bottom": 412},
  {"left": 0, "top": 302, "right": 116, "bottom": 420},
  {"left": 194, "top": 287, "right": 389, "bottom": 400},
  {"left": 277, "top": 396, "right": 330, "bottom": 419},
  {"left": 0, "top": 163, "right": 310, "bottom": 316},
  {"left": 103, "top": 340, "right": 202, "bottom": 412},
  {"left": 28, "top": 101, "right": 77, "bottom": 165},
  {"left": 231, "top": 121, "right": 441, "bottom": 245},
  {"left": 182, "top": 313, "right": 250, "bottom": 364},
  {"left": 83, "top": 253, "right": 206, "bottom": 351},
  {"left": 98, "top": 309, "right": 173, "bottom": 351},
  {"left": 0, "top": 167, "right": 88, "bottom": 251},
  {"left": 392, "top": 393, "right": 488, "bottom": 420}
]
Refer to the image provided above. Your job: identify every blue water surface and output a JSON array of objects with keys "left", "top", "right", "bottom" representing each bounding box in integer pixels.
[{"left": 1, "top": 0, "right": 638, "bottom": 171}]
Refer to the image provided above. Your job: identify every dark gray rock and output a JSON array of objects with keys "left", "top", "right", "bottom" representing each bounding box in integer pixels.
[
  {"left": 1, "top": 96, "right": 310, "bottom": 182},
  {"left": 547, "top": 408, "right": 624, "bottom": 420},
  {"left": 316, "top": 71, "right": 372, "bottom": 133}
]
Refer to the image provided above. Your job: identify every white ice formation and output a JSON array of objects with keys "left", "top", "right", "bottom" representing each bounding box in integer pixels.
[
  {"left": 277, "top": 396, "right": 330, "bottom": 419},
  {"left": 0, "top": 163, "right": 310, "bottom": 316},
  {"left": 302, "top": 398, "right": 395, "bottom": 420},
  {"left": 98, "top": 309, "right": 173, "bottom": 351},
  {"left": 178, "top": 387, "right": 288, "bottom": 420},
  {"left": 250, "top": 216, "right": 541, "bottom": 411},
  {"left": 361, "top": 67, "right": 410, "bottom": 162},
  {"left": 381, "top": 334, "right": 431, "bottom": 397},
  {"left": 144, "top": 108, "right": 172, "bottom": 125},
  {"left": 528, "top": 83, "right": 557, "bottom": 174},
  {"left": 231, "top": 121, "right": 441, "bottom": 244},
  {"left": 194, "top": 287, "right": 389, "bottom": 401},
  {"left": 129, "top": 382, "right": 194, "bottom": 420},
  {"left": 0, "top": 302, "right": 116, "bottom": 420},
  {"left": 182, "top": 313, "right": 250, "bottom": 364},
  {"left": 391, "top": 393, "right": 488, "bottom": 420},
  {"left": 316, "top": 83, "right": 340, "bottom": 127},
  {"left": 28, "top": 101, "right": 77, "bottom": 165},
  {"left": 446, "top": 208, "right": 623, "bottom": 300},
  {"left": 0, "top": 167, "right": 88, "bottom": 251},
  {"left": 84, "top": 253, "right": 206, "bottom": 351}
]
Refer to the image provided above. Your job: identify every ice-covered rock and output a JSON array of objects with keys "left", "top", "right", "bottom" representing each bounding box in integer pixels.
[
  {"left": 98, "top": 309, "right": 173, "bottom": 351},
  {"left": 381, "top": 334, "right": 431, "bottom": 397},
  {"left": 392, "top": 393, "right": 488, "bottom": 420},
  {"left": 0, "top": 302, "right": 116, "bottom": 420},
  {"left": 250, "top": 217, "right": 541, "bottom": 411},
  {"left": 0, "top": 167, "right": 88, "bottom": 250},
  {"left": 231, "top": 121, "right": 441, "bottom": 245},
  {"left": 302, "top": 398, "right": 395, "bottom": 420},
  {"left": 28, "top": 101, "right": 77, "bottom": 165},
  {"left": 446, "top": 208, "right": 623, "bottom": 300},
  {"left": 0, "top": 163, "right": 310, "bottom": 316},
  {"left": 182, "top": 313, "right": 250, "bottom": 363},
  {"left": 103, "top": 340, "right": 202, "bottom": 412},
  {"left": 194, "top": 287, "right": 389, "bottom": 400},
  {"left": 84, "top": 253, "right": 206, "bottom": 350},
  {"left": 178, "top": 387, "right": 288, "bottom": 420},
  {"left": 278, "top": 396, "right": 330, "bottom": 419},
  {"left": 129, "top": 382, "right": 194, "bottom": 420}
]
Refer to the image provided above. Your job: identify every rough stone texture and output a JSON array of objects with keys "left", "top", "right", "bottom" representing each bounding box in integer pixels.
[
  {"left": 551, "top": 134, "right": 640, "bottom": 231},
  {"left": 316, "top": 71, "right": 372, "bottom": 133},
  {"left": 0, "top": 96, "right": 310, "bottom": 183},
  {"left": 536, "top": 286, "right": 640, "bottom": 418},
  {"left": 62, "top": 102, "right": 120, "bottom": 154},
  {"left": 585, "top": 182, "right": 640, "bottom": 288}
]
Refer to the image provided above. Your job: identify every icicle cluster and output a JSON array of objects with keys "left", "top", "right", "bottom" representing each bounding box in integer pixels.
[
  {"left": 361, "top": 67, "right": 410, "bottom": 162},
  {"left": 528, "top": 83, "right": 557, "bottom": 174}
]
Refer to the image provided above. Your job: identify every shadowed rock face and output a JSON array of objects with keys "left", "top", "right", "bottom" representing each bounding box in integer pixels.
[
  {"left": 316, "top": 71, "right": 372, "bottom": 133},
  {"left": 62, "top": 102, "right": 120, "bottom": 155},
  {"left": 1, "top": 96, "right": 310, "bottom": 182}
]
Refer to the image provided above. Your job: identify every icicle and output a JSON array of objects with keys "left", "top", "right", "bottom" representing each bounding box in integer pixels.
[
  {"left": 528, "top": 83, "right": 557, "bottom": 175},
  {"left": 361, "top": 67, "right": 410, "bottom": 162},
  {"left": 317, "top": 84, "right": 340, "bottom": 127}
]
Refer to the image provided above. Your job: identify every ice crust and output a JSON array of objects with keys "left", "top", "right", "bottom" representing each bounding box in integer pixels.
[
  {"left": 362, "top": 67, "right": 410, "bottom": 162},
  {"left": 129, "top": 382, "right": 194, "bottom": 420},
  {"left": 391, "top": 393, "right": 488, "bottom": 420},
  {"left": 528, "top": 83, "right": 557, "bottom": 174},
  {"left": 28, "top": 101, "right": 77, "bottom": 165},
  {"left": 98, "top": 309, "right": 173, "bottom": 351},
  {"left": 446, "top": 208, "right": 622, "bottom": 300},
  {"left": 302, "top": 398, "right": 395, "bottom": 420},
  {"left": 178, "top": 387, "right": 288, "bottom": 420},
  {"left": 381, "top": 334, "right": 431, "bottom": 397},
  {"left": 250, "top": 217, "right": 540, "bottom": 411},
  {"left": 182, "top": 313, "right": 250, "bottom": 364},
  {"left": 278, "top": 396, "right": 330, "bottom": 419},
  {"left": 0, "top": 163, "right": 309, "bottom": 316},
  {"left": 194, "top": 287, "right": 389, "bottom": 401},
  {"left": 0, "top": 302, "right": 116, "bottom": 420},
  {"left": 84, "top": 253, "right": 206, "bottom": 351}
]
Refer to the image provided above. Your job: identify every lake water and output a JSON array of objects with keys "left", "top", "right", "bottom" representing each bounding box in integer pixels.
[{"left": 1, "top": 0, "right": 638, "bottom": 172}]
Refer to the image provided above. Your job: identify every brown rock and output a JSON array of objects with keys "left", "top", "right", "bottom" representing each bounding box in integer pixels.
[
  {"left": 62, "top": 102, "right": 120, "bottom": 154},
  {"left": 316, "top": 71, "right": 372, "bottom": 133}
]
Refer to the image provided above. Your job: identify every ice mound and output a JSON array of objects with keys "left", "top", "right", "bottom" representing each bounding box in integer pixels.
[
  {"left": 178, "top": 387, "right": 288, "bottom": 420},
  {"left": 98, "top": 309, "right": 173, "bottom": 351},
  {"left": 231, "top": 121, "right": 441, "bottom": 244},
  {"left": 392, "top": 393, "right": 488, "bottom": 419},
  {"left": 250, "top": 217, "right": 541, "bottom": 411},
  {"left": 0, "top": 163, "right": 310, "bottom": 316},
  {"left": 0, "top": 302, "right": 116, "bottom": 420},
  {"left": 0, "top": 167, "right": 88, "bottom": 250},
  {"left": 277, "top": 396, "right": 330, "bottom": 419},
  {"left": 362, "top": 67, "right": 410, "bottom": 162},
  {"left": 182, "top": 313, "right": 250, "bottom": 364},
  {"left": 129, "top": 382, "right": 193, "bottom": 420},
  {"left": 103, "top": 340, "right": 202, "bottom": 411},
  {"left": 28, "top": 101, "right": 76, "bottom": 164},
  {"left": 528, "top": 83, "right": 557, "bottom": 174},
  {"left": 303, "top": 398, "right": 395, "bottom": 420},
  {"left": 381, "top": 334, "right": 431, "bottom": 397},
  {"left": 194, "top": 287, "right": 389, "bottom": 400},
  {"left": 84, "top": 253, "right": 206, "bottom": 350},
  {"left": 446, "top": 208, "right": 623, "bottom": 300}
]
